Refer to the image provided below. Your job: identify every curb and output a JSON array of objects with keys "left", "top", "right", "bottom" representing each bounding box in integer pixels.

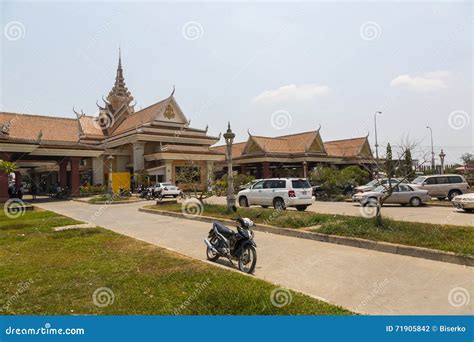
[
  {"left": 72, "top": 198, "right": 143, "bottom": 205},
  {"left": 139, "top": 207, "right": 474, "bottom": 268}
]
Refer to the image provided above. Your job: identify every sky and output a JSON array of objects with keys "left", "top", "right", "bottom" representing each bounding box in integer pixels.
[{"left": 1, "top": 0, "right": 472, "bottom": 164}]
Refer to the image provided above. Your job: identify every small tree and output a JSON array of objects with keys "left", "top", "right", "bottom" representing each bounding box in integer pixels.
[
  {"left": 175, "top": 161, "right": 211, "bottom": 202},
  {"left": 0, "top": 160, "right": 17, "bottom": 176},
  {"left": 461, "top": 153, "right": 474, "bottom": 165},
  {"left": 404, "top": 148, "right": 415, "bottom": 180},
  {"left": 385, "top": 143, "right": 394, "bottom": 179}
]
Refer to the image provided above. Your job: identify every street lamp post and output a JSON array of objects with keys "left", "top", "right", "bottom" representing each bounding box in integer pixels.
[
  {"left": 426, "top": 126, "right": 435, "bottom": 170},
  {"left": 374, "top": 111, "right": 382, "bottom": 163},
  {"left": 224, "top": 122, "right": 236, "bottom": 212},
  {"left": 107, "top": 155, "right": 114, "bottom": 194},
  {"left": 439, "top": 149, "right": 446, "bottom": 174}
]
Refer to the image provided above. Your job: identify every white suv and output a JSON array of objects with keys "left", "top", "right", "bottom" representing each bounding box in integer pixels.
[{"left": 237, "top": 178, "right": 313, "bottom": 211}]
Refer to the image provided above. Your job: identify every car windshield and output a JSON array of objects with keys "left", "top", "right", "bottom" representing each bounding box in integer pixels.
[
  {"left": 373, "top": 186, "right": 386, "bottom": 193},
  {"left": 411, "top": 177, "right": 426, "bottom": 185},
  {"left": 365, "top": 180, "right": 379, "bottom": 186}
]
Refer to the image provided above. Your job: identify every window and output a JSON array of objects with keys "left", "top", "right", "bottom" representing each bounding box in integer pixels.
[
  {"left": 425, "top": 177, "right": 437, "bottom": 185},
  {"left": 398, "top": 185, "right": 411, "bottom": 192},
  {"left": 263, "top": 180, "right": 273, "bottom": 189},
  {"left": 292, "top": 179, "right": 311, "bottom": 188},
  {"left": 436, "top": 177, "right": 449, "bottom": 184},
  {"left": 448, "top": 176, "right": 463, "bottom": 183},
  {"left": 272, "top": 180, "right": 286, "bottom": 189},
  {"left": 252, "top": 181, "right": 264, "bottom": 189},
  {"left": 412, "top": 176, "right": 426, "bottom": 185}
]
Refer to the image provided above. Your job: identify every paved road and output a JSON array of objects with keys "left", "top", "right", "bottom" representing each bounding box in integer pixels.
[
  {"left": 36, "top": 201, "right": 473, "bottom": 315},
  {"left": 206, "top": 196, "right": 474, "bottom": 227}
]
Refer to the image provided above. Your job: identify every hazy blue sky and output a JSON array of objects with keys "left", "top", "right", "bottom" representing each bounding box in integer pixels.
[{"left": 1, "top": 1, "right": 472, "bottom": 163}]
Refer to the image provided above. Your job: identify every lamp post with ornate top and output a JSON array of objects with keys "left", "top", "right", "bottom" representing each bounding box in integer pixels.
[{"left": 224, "top": 122, "right": 236, "bottom": 212}]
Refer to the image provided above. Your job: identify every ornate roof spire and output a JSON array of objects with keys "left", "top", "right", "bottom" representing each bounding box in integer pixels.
[{"left": 106, "top": 47, "right": 134, "bottom": 112}]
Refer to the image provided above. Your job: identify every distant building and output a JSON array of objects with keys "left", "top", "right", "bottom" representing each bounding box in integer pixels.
[{"left": 211, "top": 130, "right": 375, "bottom": 178}]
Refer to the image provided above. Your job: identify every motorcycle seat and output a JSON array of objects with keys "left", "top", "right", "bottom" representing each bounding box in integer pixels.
[{"left": 213, "top": 221, "right": 234, "bottom": 238}]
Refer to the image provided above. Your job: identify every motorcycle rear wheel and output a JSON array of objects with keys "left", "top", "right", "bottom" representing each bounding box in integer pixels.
[
  {"left": 206, "top": 238, "right": 220, "bottom": 261},
  {"left": 238, "top": 245, "right": 257, "bottom": 274}
]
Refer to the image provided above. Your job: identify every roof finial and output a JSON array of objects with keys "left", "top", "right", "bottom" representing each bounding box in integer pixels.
[
  {"left": 316, "top": 123, "right": 321, "bottom": 132},
  {"left": 118, "top": 45, "right": 122, "bottom": 67}
]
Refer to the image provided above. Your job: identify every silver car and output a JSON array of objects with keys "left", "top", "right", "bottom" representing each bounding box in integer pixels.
[
  {"left": 410, "top": 174, "right": 469, "bottom": 200},
  {"left": 354, "top": 178, "right": 402, "bottom": 193},
  {"left": 452, "top": 193, "right": 474, "bottom": 213},
  {"left": 352, "top": 184, "right": 431, "bottom": 207}
]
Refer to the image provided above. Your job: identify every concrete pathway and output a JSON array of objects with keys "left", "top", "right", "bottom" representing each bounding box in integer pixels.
[
  {"left": 37, "top": 201, "right": 473, "bottom": 315},
  {"left": 206, "top": 196, "right": 474, "bottom": 227}
]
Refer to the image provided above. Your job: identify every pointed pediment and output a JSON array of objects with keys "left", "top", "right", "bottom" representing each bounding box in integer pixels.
[
  {"left": 306, "top": 132, "right": 326, "bottom": 154},
  {"left": 359, "top": 139, "right": 373, "bottom": 157},
  {"left": 242, "top": 136, "right": 265, "bottom": 155},
  {"left": 154, "top": 97, "right": 188, "bottom": 124}
]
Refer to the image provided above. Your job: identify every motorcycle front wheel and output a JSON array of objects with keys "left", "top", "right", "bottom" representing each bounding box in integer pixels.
[{"left": 238, "top": 245, "right": 257, "bottom": 274}]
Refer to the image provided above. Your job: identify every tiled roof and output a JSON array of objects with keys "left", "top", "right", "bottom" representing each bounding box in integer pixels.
[
  {"left": 0, "top": 112, "right": 79, "bottom": 142},
  {"left": 112, "top": 98, "right": 169, "bottom": 134},
  {"left": 158, "top": 144, "right": 223, "bottom": 154},
  {"left": 79, "top": 116, "right": 106, "bottom": 137},
  {"left": 323, "top": 137, "right": 371, "bottom": 158},
  {"left": 210, "top": 142, "right": 246, "bottom": 158}
]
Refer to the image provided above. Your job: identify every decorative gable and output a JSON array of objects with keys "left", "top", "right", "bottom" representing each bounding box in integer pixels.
[
  {"left": 307, "top": 133, "right": 325, "bottom": 153},
  {"left": 242, "top": 137, "right": 265, "bottom": 155},
  {"left": 154, "top": 97, "right": 188, "bottom": 125}
]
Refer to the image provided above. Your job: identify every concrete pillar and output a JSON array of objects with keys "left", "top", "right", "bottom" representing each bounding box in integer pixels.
[
  {"left": 14, "top": 171, "right": 22, "bottom": 190},
  {"left": 132, "top": 142, "right": 145, "bottom": 172},
  {"left": 241, "top": 164, "right": 247, "bottom": 175},
  {"left": 303, "top": 161, "right": 308, "bottom": 178},
  {"left": 59, "top": 159, "right": 68, "bottom": 189},
  {"left": 70, "top": 157, "right": 81, "bottom": 196},
  {"left": 165, "top": 161, "right": 173, "bottom": 182},
  {"left": 206, "top": 161, "right": 214, "bottom": 191},
  {"left": 262, "top": 162, "right": 270, "bottom": 178},
  {"left": 92, "top": 157, "right": 104, "bottom": 185}
]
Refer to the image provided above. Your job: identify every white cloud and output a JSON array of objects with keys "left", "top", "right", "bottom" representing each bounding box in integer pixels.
[
  {"left": 253, "top": 84, "right": 330, "bottom": 103},
  {"left": 390, "top": 70, "right": 451, "bottom": 92}
]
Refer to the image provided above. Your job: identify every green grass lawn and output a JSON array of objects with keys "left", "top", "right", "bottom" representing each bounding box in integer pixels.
[
  {"left": 0, "top": 206, "right": 350, "bottom": 315},
  {"left": 147, "top": 203, "right": 474, "bottom": 256}
]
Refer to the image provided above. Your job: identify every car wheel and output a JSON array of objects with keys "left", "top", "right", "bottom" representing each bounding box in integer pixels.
[
  {"left": 410, "top": 197, "right": 422, "bottom": 207},
  {"left": 463, "top": 208, "right": 473, "bottom": 213},
  {"left": 239, "top": 196, "right": 249, "bottom": 207},
  {"left": 273, "top": 197, "right": 286, "bottom": 210},
  {"left": 296, "top": 205, "right": 308, "bottom": 211},
  {"left": 448, "top": 190, "right": 462, "bottom": 201},
  {"left": 363, "top": 197, "right": 378, "bottom": 207}
]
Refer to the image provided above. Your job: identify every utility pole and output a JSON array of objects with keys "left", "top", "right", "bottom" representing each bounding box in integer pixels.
[
  {"left": 426, "top": 126, "right": 435, "bottom": 170},
  {"left": 374, "top": 111, "right": 382, "bottom": 163}
]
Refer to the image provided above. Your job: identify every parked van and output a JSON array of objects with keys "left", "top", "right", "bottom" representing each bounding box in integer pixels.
[
  {"left": 409, "top": 174, "right": 469, "bottom": 200},
  {"left": 237, "top": 178, "right": 313, "bottom": 211}
]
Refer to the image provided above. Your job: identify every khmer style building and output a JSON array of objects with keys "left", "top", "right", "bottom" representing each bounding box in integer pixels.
[{"left": 0, "top": 52, "right": 223, "bottom": 200}]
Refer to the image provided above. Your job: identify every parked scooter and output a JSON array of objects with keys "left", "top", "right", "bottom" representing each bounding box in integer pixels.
[{"left": 204, "top": 216, "right": 258, "bottom": 274}]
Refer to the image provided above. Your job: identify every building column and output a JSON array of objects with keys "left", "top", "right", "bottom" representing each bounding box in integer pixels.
[
  {"left": 262, "top": 162, "right": 270, "bottom": 178},
  {"left": 92, "top": 157, "right": 104, "bottom": 185},
  {"left": 206, "top": 161, "right": 214, "bottom": 191},
  {"left": 59, "top": 159, "right": 68, "bottom": 189},
  {"left": 165, "top": 161, "right": 173, "bottom": 182},
  {"left": 70, "top": 157, "right": 81, "bottom": 196},
  {"left": 0, "top": 152, "right": 11, "bottom": 201},
  {"left": 14, "top": 171, "right": 22, "bottom": 190},
  {"left": 303, "top": 161, "right": 308, "bottom": 178},
  {"left": 241, "top": 164, "right": 247, "bottom": 175},
  {"left": 132, "top": 142, "right": 145, "bottom": 172}
]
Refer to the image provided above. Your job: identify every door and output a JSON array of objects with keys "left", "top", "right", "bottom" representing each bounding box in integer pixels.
[
  {"left": 247, "top": 180, "right": 264, "bottom": 205},
  {"left": 422, "top": 176, "right": 437, "bottom": 196},
  {"left": 260, "top": 180, "right": 275, "bottom": 206}
]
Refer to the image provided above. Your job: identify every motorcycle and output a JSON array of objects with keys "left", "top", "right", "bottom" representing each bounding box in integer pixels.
[{"left": 204, "top": 216, "right": 258, "bottom": 274}]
